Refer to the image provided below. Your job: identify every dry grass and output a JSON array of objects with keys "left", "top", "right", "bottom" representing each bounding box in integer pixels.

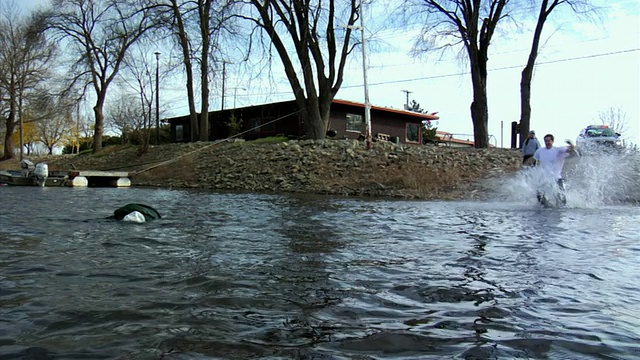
[
  {"left": 0, "top": 157, "right": 21, "bottom": 170},
  {"left": 132, "top": 153, "right": 197, "bottom": 183},
  {"left": 309, "top": 150, "right": 490, "bottom": 198}
]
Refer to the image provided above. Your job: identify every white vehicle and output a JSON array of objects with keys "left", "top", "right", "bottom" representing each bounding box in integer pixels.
[{"left": 576, "top": 125, "right": 622, "bottom": 152}]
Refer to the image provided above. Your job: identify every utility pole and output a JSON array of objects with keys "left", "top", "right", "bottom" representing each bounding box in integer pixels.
[
  {"left": 154, "top": 51, "right": 160, "bottom": 145},
  {"left": 401, "top": 90, "right": 412, "bottom": 110},
  {"left": 233, "top": 87, "right": 246, "bottom": 108},
  {"left": 359, "top": 0, "right": 372, "bottom": 150}
]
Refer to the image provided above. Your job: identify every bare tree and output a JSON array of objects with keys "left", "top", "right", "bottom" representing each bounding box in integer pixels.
[
  {"left": 163, "top": 0, "right": 199, "bottom": 141},
  {"left": 106, "top": 92, "right": 147, "bottom": 145},
  {"left": 518, "top": 0, "right": 593, "bottom": 147},
  {"left": 153, "top": 0, "right": 237, "bottom": 142},
  {"left": 0, "top": 4, "right": 20, "bottom": 160},
  {"left": 0, "top": 2, "right": 54, "bottom": 160},
  {"left": 597, "top": 106, "right": 627, "bottom": 136},
  {"left": 20, "top": 88, "right": 75, "bottom": 154},
  {"left": 46, "top": 0, "right": 156, "bottom": 153},
  {"left": 36, "top": 113, "right": 75, "bottom": 155},
  {"left": 242, "top": 0, "right": 360, "bottom": 140},
  {"left": 409, "top": 0, "right": 509, "bottom": 148},
  {"left": 117, "top": 46, "right": 157, "bottom": 149}
]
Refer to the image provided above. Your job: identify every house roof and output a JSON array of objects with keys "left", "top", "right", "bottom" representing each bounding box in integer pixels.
[
  {"left": 165, "top": 98, "right": 441, "bottom": 122},
  {"left": 332, "top": 99, "right": 440, "bottom": 121}
]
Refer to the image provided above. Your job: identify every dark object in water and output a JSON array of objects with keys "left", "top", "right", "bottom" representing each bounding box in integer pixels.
[{"left": 112, "top": 203, "right": 161, "bottom": 221}]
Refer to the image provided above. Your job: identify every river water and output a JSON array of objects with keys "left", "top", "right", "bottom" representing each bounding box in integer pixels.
[{"left": 0, "top": 186, "right": 638, "bottom": 359}]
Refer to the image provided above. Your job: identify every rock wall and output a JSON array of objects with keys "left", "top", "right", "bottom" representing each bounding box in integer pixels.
[{"left": 127, "top": 139, "right": 522, "bottom": 200}]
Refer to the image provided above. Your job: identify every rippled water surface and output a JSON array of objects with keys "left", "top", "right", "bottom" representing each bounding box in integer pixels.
[{"left": 1, "top": 187, "right": 638, "bottom": 359}]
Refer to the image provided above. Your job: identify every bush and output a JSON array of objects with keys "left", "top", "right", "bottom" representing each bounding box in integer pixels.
[
  {"left": 422, "top": 126, "right": 438, "bottom": 144},
  {"left": 226, "top": 111, "right": 243, "bottom": 137}
]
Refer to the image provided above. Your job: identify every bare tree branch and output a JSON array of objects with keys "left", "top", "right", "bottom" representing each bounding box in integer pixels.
[
  {"left": 45, "top": 0, "right": 157, "bottom": 153},
  {"left": 242, "top": 0, "right": 359, "bottom": 139}
]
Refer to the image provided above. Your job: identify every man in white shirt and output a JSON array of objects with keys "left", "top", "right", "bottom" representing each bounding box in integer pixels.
[{"left": 532, "top": 133, "right": 577, "bottom": 205}]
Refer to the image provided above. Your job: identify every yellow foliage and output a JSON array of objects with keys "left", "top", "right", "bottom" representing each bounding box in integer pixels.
[{"left": 10, "top": 119, "right": 38, "bottom": 147}]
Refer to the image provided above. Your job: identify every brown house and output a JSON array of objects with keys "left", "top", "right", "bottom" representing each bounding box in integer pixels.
[{"left": 166, "top": 98, "right": 440, "bottom": 144}]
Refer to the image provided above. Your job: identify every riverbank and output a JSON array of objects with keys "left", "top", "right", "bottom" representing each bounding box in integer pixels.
[{"left": 1, "top": 139, "right": 522, "bottom": 199}]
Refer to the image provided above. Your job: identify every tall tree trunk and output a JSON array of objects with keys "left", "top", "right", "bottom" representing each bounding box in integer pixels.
[
  {"left": 519, "top": 0, "right": 554, "bottom": 147},
  {"left": 470, "top": 87, "right": 489, "bottom": 148},
  {"left": 296, "top": 95, "right": 331, "bottom": 139},
  {"left": 170, "top": 0, "right": 199, "bottom": 142},
  {"left": 92, "top": 95, "right": 105, "bottom": 152},
  {"left": 519, "top": 65, "right": 533, "bottom": 146},
  {"left": 199, "top": 66, "right": 209, "bottom": 141},
  {"left": 1, "top": 83, "right": 17, "bottom": 160},
  {"left": 2, "top": 110, "right": 16, "bottom": 160},
  {"left": 469, "top": 56, "right": 489, "bottom": 148},
  {"left": 198, "top": 0, "right": 211, "bottom": 142}
]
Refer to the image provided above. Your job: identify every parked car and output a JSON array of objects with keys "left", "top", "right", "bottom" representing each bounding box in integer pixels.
[{"left": 576, "top": 125, "right": 623, "bottom": 152}]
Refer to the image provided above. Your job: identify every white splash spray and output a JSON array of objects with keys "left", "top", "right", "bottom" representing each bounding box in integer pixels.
[{"left": 488, "top": 148, "right": 640, "bottom": 208}]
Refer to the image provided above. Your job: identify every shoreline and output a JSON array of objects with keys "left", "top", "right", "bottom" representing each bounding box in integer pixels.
[{"left": 1, "top": 140, "right": 523, "bottom": 199}]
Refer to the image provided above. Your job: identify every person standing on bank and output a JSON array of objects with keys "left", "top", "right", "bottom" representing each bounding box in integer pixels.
[
  {"left": 521, "top": 130, "right": 540, "bottom": 165},
  {"left": 532, "top": 134, "right": 577, "bottom": 205}
]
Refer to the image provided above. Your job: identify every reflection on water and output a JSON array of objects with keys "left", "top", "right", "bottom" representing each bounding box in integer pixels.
[{"left": 0, "top": 187, "right": 639, "bottom": 359}]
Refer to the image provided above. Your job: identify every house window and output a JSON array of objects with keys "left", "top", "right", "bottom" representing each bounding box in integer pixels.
[
  {"left": 248, "top": 117, "right": 276, "bottom": 133},
  {"left": 175, "top": 125, "right": 185, "bottom": 141},
  {"left": 248, "top": 118, "right": 259, "bottom": 133},
  {"left": 406, "top": 123, "right": 420, "bottom": 143},
  {"left": 346, "top": 113, "right": 363, "bottom": 132}
]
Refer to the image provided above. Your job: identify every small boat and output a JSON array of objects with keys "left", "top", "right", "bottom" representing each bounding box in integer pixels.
[{"left": 0, "top": 161, "right": 69, "bottom": 187}]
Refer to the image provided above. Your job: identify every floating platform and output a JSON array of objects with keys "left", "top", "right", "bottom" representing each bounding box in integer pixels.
[{"left": 68, "top": 171, "right": 131, "bottom": 187}]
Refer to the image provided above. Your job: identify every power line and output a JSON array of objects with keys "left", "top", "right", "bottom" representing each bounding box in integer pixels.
[
  {"left": 369, "top": 34, "right": 624, "bottom": 70},
  {"left": 165, "top": 47, "right": 639, "bottom": 113},
  {"left": 265, "top": 48, "right": 639, "bottom": 93},
  {"left": 343, "top": 48, "right": 640, "bottom": 88}
]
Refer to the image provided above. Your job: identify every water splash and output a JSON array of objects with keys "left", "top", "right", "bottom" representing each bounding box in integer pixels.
[
  {"left": 566, "top": 149, "right": 640, "bottom": 206},
  {"left": 489, "top": 149, "right": 640, "bottom": 208}
]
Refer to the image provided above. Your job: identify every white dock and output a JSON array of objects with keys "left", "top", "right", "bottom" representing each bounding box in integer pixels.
[{"left": 68, "top": 171, "right": 131, "bottom": 187}]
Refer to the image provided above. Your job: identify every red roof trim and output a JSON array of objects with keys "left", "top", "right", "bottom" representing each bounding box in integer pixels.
[{"left": 332, "top": 99, "right": 440, "bottom": 120}]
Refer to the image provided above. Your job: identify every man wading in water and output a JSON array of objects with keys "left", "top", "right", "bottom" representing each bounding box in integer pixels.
[{"left": 529, "top": 134, "right": 577, "bottom": 206}]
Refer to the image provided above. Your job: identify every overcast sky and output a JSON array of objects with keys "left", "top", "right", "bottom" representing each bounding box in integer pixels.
[{"left": 15, "top": 0, "right": 640, "bottom": 147}]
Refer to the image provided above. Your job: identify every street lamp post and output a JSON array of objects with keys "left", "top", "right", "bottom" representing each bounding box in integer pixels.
[{"left": 154, "top": 51, "right": 160, "bottom": 145}]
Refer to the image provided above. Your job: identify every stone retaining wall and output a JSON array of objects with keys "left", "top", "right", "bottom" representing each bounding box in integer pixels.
[{"left": 127, "top": 140, "right": 523, "bottom": 199}]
